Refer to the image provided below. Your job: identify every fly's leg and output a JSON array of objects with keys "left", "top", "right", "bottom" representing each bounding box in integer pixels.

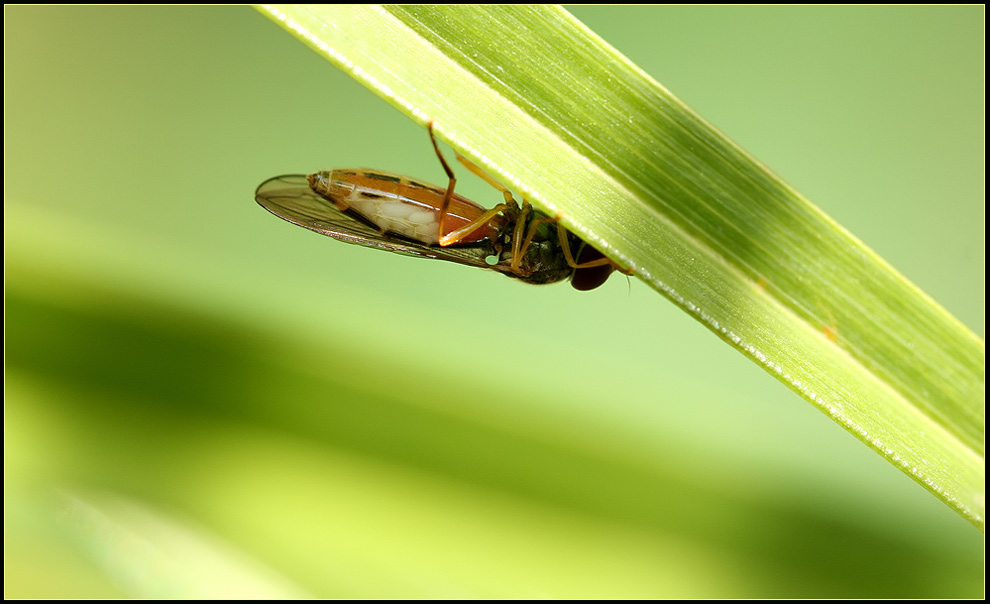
[
  {"left": 454, "top": 151, "right": 517, "bottom": 208},
  {"left": 553, "top": 222, "right": 613, "bottom": 269},
  {"left": 510, "top": 202, "right": 533, "bottom": 271},
  {"left": 426, "top": 122, "right": 615, "bottom": 277},
  {"left": 428, "top": 121, "right": 460, "bottom": 245},
  {"left": 439, "top": 204, "right": 511, "bottom": 247},
  {"left": 428, "top": 121, "right": 518, "bottom": 247},
  {"left": 430, "top": 127, "right": 606, "bottom": 273},
  {"left": 514, "top": 213, "right": 614, "bottom": 271}
]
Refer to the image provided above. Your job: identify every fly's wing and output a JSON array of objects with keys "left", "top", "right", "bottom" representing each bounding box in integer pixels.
[{"left": 255, "top": 174, "right": 500, "bottom": 270}]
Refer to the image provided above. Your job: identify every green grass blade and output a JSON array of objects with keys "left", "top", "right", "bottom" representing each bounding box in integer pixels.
[{"left": 256, "top": 5, "right": 984, "bottom": 529}]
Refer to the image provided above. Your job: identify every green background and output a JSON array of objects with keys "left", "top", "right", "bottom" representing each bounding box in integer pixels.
[{"left": 5, "top": 6, "right": 984, "bottom": 598}]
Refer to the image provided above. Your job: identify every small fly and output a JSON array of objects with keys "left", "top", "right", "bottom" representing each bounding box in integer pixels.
[{"left": 255, "top": 122, "right": 619, "bottom": 290}]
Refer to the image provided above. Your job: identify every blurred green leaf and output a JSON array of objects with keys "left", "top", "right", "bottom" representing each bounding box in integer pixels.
[{"left": 257, "top": 5, "right": 984, "bottom": 528}]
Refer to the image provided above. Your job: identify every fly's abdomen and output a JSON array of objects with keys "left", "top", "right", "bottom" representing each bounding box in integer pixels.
[
  {"left": 308, "top": 170, "right": 439, "bottom": 244},
  {"left": 308, "top": 169, "right": 497, "bottom": 245}
]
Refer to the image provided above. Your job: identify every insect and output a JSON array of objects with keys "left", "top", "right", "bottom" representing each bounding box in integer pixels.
[{"left": 255, "top": 122, "right": 618, "bottom": 290}]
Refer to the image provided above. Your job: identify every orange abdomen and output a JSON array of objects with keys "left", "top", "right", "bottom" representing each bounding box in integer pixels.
[{"left": 309, "top": 169, "right": 503, "bottom": 245}]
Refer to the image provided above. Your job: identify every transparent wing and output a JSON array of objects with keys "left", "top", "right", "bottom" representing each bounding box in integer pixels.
[{"left": 255, "top": 174, "right": 501, "bottom": 270}]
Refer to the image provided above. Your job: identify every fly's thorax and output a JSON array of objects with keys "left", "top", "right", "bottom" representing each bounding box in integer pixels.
[
  {"left": 496, "top": 214, "right": 574, "bottom": 285},
  {"left": 511, "top": 238, "right": 573, "bottom": 284}
]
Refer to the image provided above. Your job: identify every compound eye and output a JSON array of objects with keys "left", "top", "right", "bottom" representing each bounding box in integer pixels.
[{"left": 569, "top": 245, "right": 614, "bottom": 291}]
